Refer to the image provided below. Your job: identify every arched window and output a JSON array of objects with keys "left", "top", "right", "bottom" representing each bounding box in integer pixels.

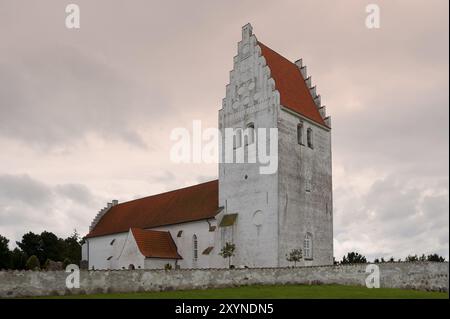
[
  {"left": 192, "top": 234, "right": 198, "bottom": 267},
  {"left": 297, "top": 123, "right": 303, "bottom": 145},
  {"left": 304, "top": 233, "right": 313, "bottom": 260},
  {"left": 233, "top": 128, "right": 242, "bottom": 149},
  {"left": 307, "top": 128, "right": 313, "bottom": 148},
  {"left": 245, "top": 123, "right": 255, "bottom": 145}
]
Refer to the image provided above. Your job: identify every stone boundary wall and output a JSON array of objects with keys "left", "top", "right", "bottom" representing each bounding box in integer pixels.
[{"left": 0, "top": 262, "right": 448, "bottom": 298}]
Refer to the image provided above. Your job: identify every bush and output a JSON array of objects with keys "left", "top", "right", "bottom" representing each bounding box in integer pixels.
[
  {"left": 43, "top": 259, "right": 51, "bottom": 270},
  {"left": 286, "top": 248, "right": 303, "bottom": 267},
  {"left": 63, "top": 258, "right": 72, "bottom": 268},
  {"left": 26, "top": 255, "right": 40, "bottom": 270},
  {"left": 164, "top": 263, "right": 173, "bottom": 270},
  {"left": 341, "top": 252, "right": 367, "bottom": 264}
]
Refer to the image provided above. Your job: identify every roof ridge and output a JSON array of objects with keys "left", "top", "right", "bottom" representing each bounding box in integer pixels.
[
  {"left": 115, "top": 179, "right": 218, "bottom": 207},
  {"left": 256, "top": 40, "right": 329, "bottom": 128},
  {"left": 257, "top": 40, "right": 294, "bottom": 65}
]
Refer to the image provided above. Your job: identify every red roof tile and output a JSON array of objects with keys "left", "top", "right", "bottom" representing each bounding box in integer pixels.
[
  {"left": 258, "top": 41, "right": 327, "bottom": 127},
  {"left": 131, "top": 228, "right": 182, "bottom": 259},
  {"left": 86, "top": 180, "right": 219, "bottom": 238}
]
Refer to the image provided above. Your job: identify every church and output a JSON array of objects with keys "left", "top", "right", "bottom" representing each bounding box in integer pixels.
[{"left": 82, "top": 24, "right": 333, "bottom": 270}]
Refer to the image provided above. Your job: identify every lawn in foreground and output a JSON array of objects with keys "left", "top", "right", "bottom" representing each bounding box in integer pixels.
[{"left": 42, "top": 284, "right": 448, "bottom": 299}]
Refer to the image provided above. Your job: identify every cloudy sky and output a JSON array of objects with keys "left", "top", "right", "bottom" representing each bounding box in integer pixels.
[{"left": 0, "top": 0, "right": 448, "bottom": 261}]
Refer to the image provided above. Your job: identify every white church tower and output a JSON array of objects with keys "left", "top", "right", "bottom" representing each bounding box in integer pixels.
[{"left": 218, "top": 23, "right": 333, "bottom": 267}]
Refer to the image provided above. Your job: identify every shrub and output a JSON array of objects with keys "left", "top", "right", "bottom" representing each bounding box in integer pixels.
[
  {"left": 341, "top": 252, "right": 367, "bottom": 264},
  {"left": 164, "top": 263, "right": 173, "bottom": 270},
  {"left": 26, "top": 255, "right": 40, "bottom": 270},
  {"left": 43, "top": 258, "right": 51, "bottom": 270},
  {"left": 63, "top": 258, "right": 72, "bottom": 268},
  {"left": 286, "top": 248, "right": 303, "bottom": 267},
  {"left": 219, "top": 242, "right": 236, "bottom": 268}
]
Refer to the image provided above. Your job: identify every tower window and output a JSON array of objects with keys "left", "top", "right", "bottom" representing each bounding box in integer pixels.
[
  {"left": 245, "top": 123, "right": 255, "bottom": 145},
  {"left": 304, "top": 233, "right": 313, "bottom": 260},
  {"left": 297, "top": 123, "right": 303, "bottom": 145},
  {"left": 233, "top": 128, "right": 243, "bottom": 149},
  {"left": 305, "top": 178, "right": 311, "bottom": 193},
  {"left": 307, "top": 128, "right": 313, "bottom": 148}
]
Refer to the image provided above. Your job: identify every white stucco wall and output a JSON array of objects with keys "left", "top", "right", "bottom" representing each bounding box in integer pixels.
[
  {"left": 85, "top": 233, "right": 128, "bottom": 270},
  {"left": 151, "top": 219, "right": 222, "bottom": 269},
  {"left": 144, "top": 258, "right": 177, "bottom": 269},
  {"left": 116, "top": 230, "right": 145, "bottom": 269},
  {"left": 277, "top": 108, "right": 333, "bottom": 266},
  {"left": 218, "top": 24, "right": 280, "bottom": 268},
  {"left": 85, "top": 218, "right": 224, "bottom": 270}
]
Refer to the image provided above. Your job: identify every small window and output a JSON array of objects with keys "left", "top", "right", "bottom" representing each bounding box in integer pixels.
[
  {"left": 110, "top": 239, "right": 115, "bottom": 245},
  {"left": 233, "top": 128, "right": 243, "bottom": 149},
  {"left": 305, "top": 178, "right": 311, "bottom": 193},
  {"left": 177, "top": 230, "right": 183, "bottom": 238},
  {"left": 307, "top": 128, "right": 313, "bottom": 148},
  {"left": 245, "top": 123, "right": 255, "bottom": 145},
  {"left": 304, "top": 233, "right": 313, "bottom": 260},
  {"left": 297, "top": 123, "right": 303, "bottom": 145},
  {"left": 193, "top": 234, "right": 198, "bottom": 266}
]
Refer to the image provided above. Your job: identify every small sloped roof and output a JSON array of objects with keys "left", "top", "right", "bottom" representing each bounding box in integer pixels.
[
  {"left": 131, "top": 228, "right": 181, "bottom": 259},
  {"left": 86, "top": 180, "right": 219, "bottom": 238},
  {"left": 219, "top": 213, "right": 238, "bottom": 227},
  {"left": 258, "top": 41, "right": 327, "bottom": 127}
]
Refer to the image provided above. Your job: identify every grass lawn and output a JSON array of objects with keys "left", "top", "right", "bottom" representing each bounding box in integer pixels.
[{"left": 40, "top": 284, "right": 448, "bottom": 299}]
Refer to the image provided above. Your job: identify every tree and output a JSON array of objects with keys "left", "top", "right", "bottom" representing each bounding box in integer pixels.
[
  {"left": 0, "top": 235, "right": 11, "bottom": 269},
  {"left": 43, "top": 258, "right": 51, "bottom": 270},
  {"left": 219, "top": 242, "right": 236, "bottom": 268},
  {"left": 40, "top": 231, "right": 64, "bottom": 263},
  {"left": 17, "top": 232, "right": 43, "bottom": 263},
  {"left": 63, "top": 230, "right": 82, "bottom": 266},
  {"left": 17, "top": 231, "right": 68, "bottom": 265},
  {"left": 405, "top": 254, "right": 418, "bottom": 262},
  {"left": 11, "top": 248, "right": 28, "bottom": 270},
  {"left": 26, "top": 255, "right": 40, "bottom": 270},
  {"left": 427, "top": 254, "right": 445, "bottom": 262},
  {"left": 286, "top": 248, "right": 303, "bottom": 267},
  {"left": 341, "top": 252, "right": 367, "bottom": 264}
]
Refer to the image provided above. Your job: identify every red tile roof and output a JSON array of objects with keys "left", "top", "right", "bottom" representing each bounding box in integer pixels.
[
  {"left": 86, "top": 180, "right": 219, "bottom": 238},
  {"left": 131, "top": 228, "right": 182, "bottom": 259},
  {"left": 258, "top": 41, "right": 327, "bottom": 127}
]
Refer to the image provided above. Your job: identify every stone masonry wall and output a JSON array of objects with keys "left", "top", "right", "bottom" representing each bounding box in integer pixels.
[{"left": 0, "top": 262, "right": 447, "bottom": 298}]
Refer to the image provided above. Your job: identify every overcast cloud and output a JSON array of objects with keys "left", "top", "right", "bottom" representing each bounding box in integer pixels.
[{"left": 0, "top": 0, "right": 448, "bottom": 260}]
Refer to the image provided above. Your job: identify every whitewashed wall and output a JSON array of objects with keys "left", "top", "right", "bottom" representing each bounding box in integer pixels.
[
  {"left": 1, "top": 262, "right": 447, "bottom": 298},
  {"left": 85, "top": 218, "right": 226, "bottom": 270},
  {"left": 218, "top": 24, "right": 280, "bottom": 268},
  {"left": 85, "top": 233, "right": 128, "bottom": 270},
  {"left": 277, "top": 108, "right": 333, "bottom": 267}
]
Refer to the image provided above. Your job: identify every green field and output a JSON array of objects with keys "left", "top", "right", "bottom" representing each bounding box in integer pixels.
[{"left": 40, "top": 284, "right": 448, "bottom": 299}]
